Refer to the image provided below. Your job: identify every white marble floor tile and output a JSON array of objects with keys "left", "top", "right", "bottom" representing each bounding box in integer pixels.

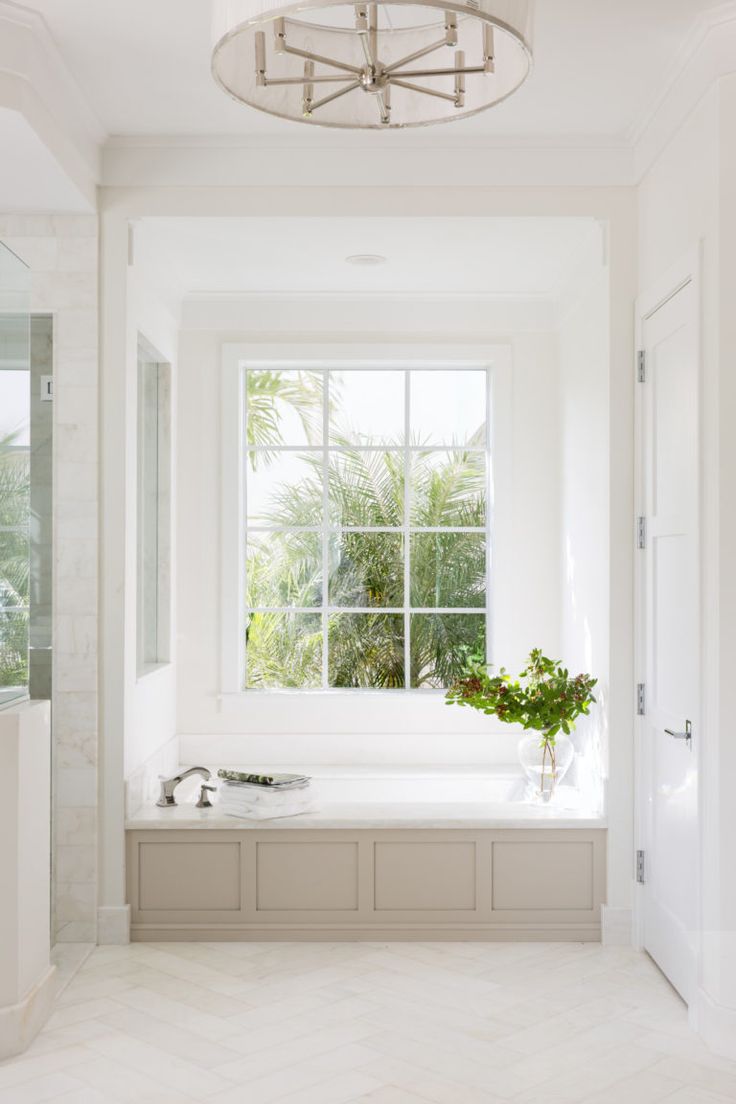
[{"left": 3, "top": 943, "right": 736, "bottom": 1104}]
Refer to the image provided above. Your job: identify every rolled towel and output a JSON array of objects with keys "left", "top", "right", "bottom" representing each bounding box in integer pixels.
[{"left": 219, "top": 783, "right": 311, "bottom": 806}]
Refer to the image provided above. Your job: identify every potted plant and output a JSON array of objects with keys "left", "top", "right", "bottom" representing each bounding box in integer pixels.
[{"left": 446, "top": 649, "right": 597, "bottom": 802}]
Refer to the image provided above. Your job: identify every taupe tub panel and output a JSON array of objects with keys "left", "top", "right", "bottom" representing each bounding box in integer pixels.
[{"left": 127, "top": 828, "right": 606, "bottom": 940}]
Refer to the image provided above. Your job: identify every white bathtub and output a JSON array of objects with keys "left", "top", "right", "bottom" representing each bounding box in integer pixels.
[{"left": 306, "top": 770, "right": 526, "bottom": 804}]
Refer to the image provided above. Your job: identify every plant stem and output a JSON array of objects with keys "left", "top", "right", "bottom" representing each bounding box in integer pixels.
[{"left": 539, "top": 732, "right": 557, "bottom": 798}]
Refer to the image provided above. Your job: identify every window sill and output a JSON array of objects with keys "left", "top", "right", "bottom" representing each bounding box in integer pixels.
[{"left": 136, "top": 661, "right": 172, "bottom": 683}]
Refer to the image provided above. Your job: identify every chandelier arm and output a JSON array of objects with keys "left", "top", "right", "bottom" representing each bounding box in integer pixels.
[
  {"left": 389, "top": 65, "right": 486, "bottom": 78},
  {"left": 265, "top": 74, "right": 358, "bottom": 85},
  {"left": 359, "top": 33, "right": 375, "bottom": 70},
  {"left": 384, "top": 37, "right": 450, "bottom": 75},
  {"left": 376, "top": 83, "right": 390, "bottom": 124},
  {"left": 369, "top": 2, "right": 378, "bottom": 63},
  {"left": 358, "top": 3, "right": 379, "bottom": 69},
  {"left": 389, "top": 77, "right": 458, "bottom": 103},
  {"left": 309, "top": 79, "right": 361, "bottom": 111},
  {"left": 279, "top": 43, "right": 363, "bottom": 76}
]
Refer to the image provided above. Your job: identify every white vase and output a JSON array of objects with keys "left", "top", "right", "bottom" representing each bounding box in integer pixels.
[{"left": 518, "top": 731, "right": 574, "bottom": 803}]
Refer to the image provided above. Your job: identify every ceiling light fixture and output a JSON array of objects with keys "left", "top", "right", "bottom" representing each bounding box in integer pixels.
[
  {"left": 211, "top": 0, "right": 533, "bottom": 129},
  {"left": 345, "top": 253, "right": 387, "bottom": 264}
]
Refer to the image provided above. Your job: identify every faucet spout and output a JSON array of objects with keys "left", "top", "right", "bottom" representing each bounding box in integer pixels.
[{"left": 156, "top": 766, "right": 211, "bottom": 807}]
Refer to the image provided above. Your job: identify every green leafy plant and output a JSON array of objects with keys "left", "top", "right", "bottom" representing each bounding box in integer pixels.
[{"left": 446, "top": 648, "right": 597, "bottom": 783}]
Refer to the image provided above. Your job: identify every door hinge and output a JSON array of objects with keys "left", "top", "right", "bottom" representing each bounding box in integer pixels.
[
  {"left": 637, "top": 349, "right": 646, "bottom": 382},
  {"left": 637, "top": 516, "right": 646, "bottom": 549},
  {"left": 636, "top": 683, "right": 646, "bottom": 715},
  {"left": 636, "top": 850, "right": 646, "bottom": 884}
]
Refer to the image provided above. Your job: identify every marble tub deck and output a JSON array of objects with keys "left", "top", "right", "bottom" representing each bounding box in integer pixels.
[{"left": 127, "top": 802, "right": 606, "bottom": 831}]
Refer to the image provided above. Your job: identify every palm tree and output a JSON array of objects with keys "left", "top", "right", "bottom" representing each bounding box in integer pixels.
[{"left": 244, "top": 370, "right": 486, "bottom": 689}]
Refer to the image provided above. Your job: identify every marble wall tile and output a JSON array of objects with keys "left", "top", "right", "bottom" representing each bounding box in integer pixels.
[
  {"left": 55, "top": 385, "right": 97, "bottom": 430},
  {"left": 54, "top": 660, "right": 96, "bottom": 698},
  {"left": 56, "top": 808, "right": 97, "bottom": 847},
  {"left": 4, "top": 213, "right": 100, "bottom": 943},
  {"left": 55, "top": 499, "right": 97, "bottom": 543},
  {"left": 56, "top": 846, "right": 97, "bottom": 884},
  {"left": 56, "top": 766, "right": 96, "bottom": 809},
  {"left": 56, "top": 237, "right": 97, "bottom": 272},
  {"left": 54, "top": 574, "right": 97, "bottom": 617},
  {"left": 51, "top": 216, "right": 97, "bottom": 238},
  {"left": 54, "top": 352, "right": 97, "bottom": 388},
  {"left": 55, "top": 460, "right": 98, "bottom": 508},
  {"left": 54, "top": 693, "right": 97, "bottom": 763},
  {"left": 55, "top": 308, "right": 97, "bottom": 353},
  {"left": 55, "top": 614, "right": 97, "bottom": 660},
  {"left": 32, "top": 271, "right": 96, "bottom": 312},
  {"left": 55, "top": 882, "right": 97, "bottom": 925},
  {"left": 0, "top": 215, "right": 56, "bottom": 237}
]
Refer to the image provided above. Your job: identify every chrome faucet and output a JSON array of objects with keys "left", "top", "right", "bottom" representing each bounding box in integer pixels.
[{"left": 156, "top": 766, "right": 212, "bottom": 807}]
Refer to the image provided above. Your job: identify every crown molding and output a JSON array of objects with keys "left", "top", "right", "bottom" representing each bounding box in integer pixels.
[
  {"left": 183, "top": 289, "right": 560, "bottom": 303},
  {"left": 179, "top": 290, "right": 561, "bottom": 335},
  {"left": 101, "top": 137, "right": 634, "bottom": 188},
  {"left": 0, "top": 0, "right": 105, "bottom": 208},
  {"left": 631, "top": 1, "right": 736, "bottom": 180}
]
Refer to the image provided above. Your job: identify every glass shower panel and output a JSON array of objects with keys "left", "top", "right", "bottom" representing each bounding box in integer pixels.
[{"left": 0, "top": 242, "right": 31, "bottom": 707}]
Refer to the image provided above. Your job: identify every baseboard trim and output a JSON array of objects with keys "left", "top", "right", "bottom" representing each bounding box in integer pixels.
[
  {"left": 0, "top": 965, "right": 57, "bottom": 1061},
  {"left": 132, "top": 923, "right": 602, "bottom": 943},
  {"left": 97, "top": 905, "right": 130, "bottom": 945},
  {"left": 601, "top": 905, "right": 633, "bottom": 946},
  {"left": 696, "top": 986, "right": 736, "bottom": 1061}
]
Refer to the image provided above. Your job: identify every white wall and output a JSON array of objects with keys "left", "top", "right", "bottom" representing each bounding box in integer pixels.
[
  {"left": 98, "top": 217, "right": 180, "bottom": 942},
  {"left": 558, "top": 254, "right": 610, "bottom": 810},
  {"left": 124, "top": 258, "right": 179, "bottom": 780},
  {"left": 175, "top": 298, "right": 568, "bottom": 765}
]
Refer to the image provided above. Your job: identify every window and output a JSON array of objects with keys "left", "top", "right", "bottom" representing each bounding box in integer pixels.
[
  {"left": 137, "top": 338, "right": 171, "bottom": 675},
  {"left": 242, "top": 363, "right": 490, "bottom": 690}
]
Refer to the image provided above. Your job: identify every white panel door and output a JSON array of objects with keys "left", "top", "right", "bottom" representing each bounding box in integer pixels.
[{"left": 639, "top": 278, "right": 699, "bottom": 1003}]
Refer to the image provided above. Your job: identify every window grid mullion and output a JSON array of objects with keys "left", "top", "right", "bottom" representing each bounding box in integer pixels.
[
  {"left": 246, "top": 525, "right": 486, "bottom": 534},
  {"left": 243, "top": 367, "right": 249, "bottom": 690},
  {"left": 245, "top": 607, "right": 486, "bottom": 615},
  {"left": 485, "top": 364, "right": 492, "bottom": 665},
  {"left": 403, "top": 368, "right": 411, "bottom": 690},
  {"left": 244, "top": 445, "right": 487, "bottom": 452},
  {"left": 321, "top": 369, "right": 329, "bottom": 689}
]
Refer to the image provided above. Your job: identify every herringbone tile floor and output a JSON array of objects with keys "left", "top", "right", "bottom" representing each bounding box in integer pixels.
[{"left": 2, "top": 942, "right": 735, "bottom": 1104}]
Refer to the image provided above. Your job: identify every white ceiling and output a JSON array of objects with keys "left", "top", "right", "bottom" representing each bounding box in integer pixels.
[
  {"left": 135, "top": 216, "right": 600, "bottom": 298},
  {"left": 24, "top": 0, "right": 721, "bottom": 140}
]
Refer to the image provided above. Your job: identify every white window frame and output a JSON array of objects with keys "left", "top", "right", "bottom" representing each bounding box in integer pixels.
[{"left": 220, "top": 342, "right": 513, "bottom": 702}]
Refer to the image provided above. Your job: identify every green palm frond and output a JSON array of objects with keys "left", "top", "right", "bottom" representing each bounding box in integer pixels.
[{"left": 246, "top": 370, "right": 323, "bottom": 468}]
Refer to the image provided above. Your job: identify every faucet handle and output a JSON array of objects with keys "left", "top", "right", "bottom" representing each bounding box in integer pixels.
[
  {"left": 196, "top": 784, "right": 217, "bottom": 809},
  {"left": 156, "top": 775, "right": 177, "bottom": 807}
]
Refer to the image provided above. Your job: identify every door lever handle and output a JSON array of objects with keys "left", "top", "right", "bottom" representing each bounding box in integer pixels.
[{"left": 664, "top": 720, "right": 692, "bottom": 747}]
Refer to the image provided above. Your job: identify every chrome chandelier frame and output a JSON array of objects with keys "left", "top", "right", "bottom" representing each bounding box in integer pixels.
[{"left": 254, "top": 4, "right": 496, "bottom": 125}]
